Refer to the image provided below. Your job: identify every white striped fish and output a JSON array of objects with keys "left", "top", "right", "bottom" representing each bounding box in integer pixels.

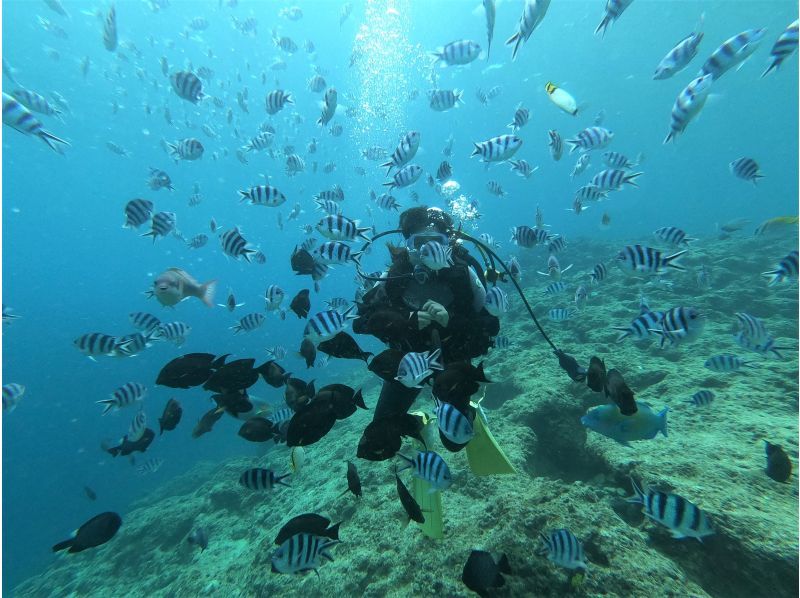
[
  {"left": 381, "top": 131, "right": 421, "bottom": 175},
  {"left": 384, "top": 164, "right": 422, "bottom": 189},
  {"left": 231, "top": 313, "right": 265, "bottom": 334},
  {"left": 663, "top": 74, "right": 713, "bottom": 143},
  {"left": 431, "top": 40, "right": 481, "bottom": 65},
  {"left": 2, "top": 93, "right": 68, "bottom": 153},
  {"left": 170, "top": 71, "right": 204, "bottom": 103},
  {"left": 548, "top": 130, "right": 563, "bottom": 160},
  {"left": 434, "top": 399, "right": 474, "bottom": 444},
  {"left": 304, "top": 306, "right": 357, "bottom": 343},
  {"left": 762, "top": 20, "right": 798, "bottom": 77},
  {"left": 167, "top": 138, "right": 204, "bottom": 161},
  {"left": 397, "top": 451, "right": 452, "bottom": 492},
  {"left": 538, "top": 529, "right": 587, "bottom": 570},
  {"left": 698, "top": 28, "right": 766, "bottom": 80},
  {"left": 471, "top": 134, "right": 522, "bottom": 163},
  {"left": 626, "top": 478, "right": 714, "bottom": 540},
  {"left": 506, "top": 0, "right": 550, "bottom": 61},
  {"left": 653, "top": 17, "right": 704, "bottom": 80},
  {"left": 566, "top": 127, "right": 614, "bottom": 153},
  {"left": 271, "top": 533, "right": 338, "bottom": 575},
  {"left": 729, "top": 157, "right": 764, "bottom": 184},
  {"left": 595, "top": 0, "right": 633, "bottom": 37},
  {"left": 97, "top": 382, "right": 146, "bottom": 415},
  {"left": 704, "top": 354, "right": 756, "bottom": 372},
  {"left": 428, "top": 89, "right": 463, "bottom": 111},
  {"left": 395, "top": 349, "right": 443, "bottom": 388},
  {"left": 238, "top": 185, "right": 286, "bottom": 207},
  {"left": 317, "top": 87, "right": 337, "bottom": 126},
  {"left": 10, "top": 89, "right": 63, "bottom": 120},
  {"left": 220, "top": 227, "right": 257, "bottom": 261},
  {"left": 762, "top": 250, "right": 798, "bottom": 285},
  {"left": 265, "top": 90, "right": 293, "bottom": 114},
  {"left": 127, "top": 410, "right": 147, "bottom": 442},
  {"left": 103, "top": 4, "right": 117, "bottom": 52},
  {"left": 483, "top": 0, "right": 496, "bottom": 58}
]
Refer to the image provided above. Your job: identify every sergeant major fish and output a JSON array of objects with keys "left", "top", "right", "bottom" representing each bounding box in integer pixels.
[
  {"left": 698, "top": 28, "right": 767, "bottom": 80},
  {"left": 663, "top": 74, "right": 713, "bottom": 143},
  {"left": 506, "top": 0, "right": 551, "bottom": 61},
  {"left": 762, "top": 20, "right": 798, "bottom": 77},
  {"left": 654, "top": 16, "right": 705, "bottom": 79}
]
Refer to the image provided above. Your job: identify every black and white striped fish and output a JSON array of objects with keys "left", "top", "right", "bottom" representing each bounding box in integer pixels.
[
  {"left": 268, "top": 407, "right": 295, "bottom": 426},
  {"left": 370, "top": 190, "right": 401, "bottom": 211},
  {"left": 428, "top": 89, "right": 463, "bottom": 111},
  {"left": 102, "top": 4, "right": 117, "bottom": 51},
  {"left": 486, "top": 181, "right": 506, "bottom": 196},
  {"left": 735, "top": 312, "right": 769, "bottom": 344},
  {"left": 589, "top": 262, "right": 608, "bottom": 284},
  {"left": 419, "top": 241, "right": 453, "bottom": 271},
  {"left": 384, "top": 164, "right": 423, "bottom": 190},
  {"left": 141, "top": 211, "right": 176, "bottom": 242},
  {"left": 382, "top": 131, "right": 420, "bottom": 174},
  {"left": 566, "top": 127, "right": 614, "bottom": 154},
  {"left": 616, "top": 245, "right": 686, "bottom": 274},
  {"left": 316, "top": 198, "right": 342, "bottom": 215},
  {"left": 397, "top": 450, "right": 452, "bottom": 492},
  {"left": 147, "top": 168, "right": 174, "bottom": 191},
  {"left": 537, "top": 529, "right": 588, "bottom": 570},
  {"left": 510, "top": 225, "right": 548, "bottom": 248},
  {"left": 137, "top": 457, "right": 164, "bottom": 475},
  {"left": 304, "top": 306, "right": 357, "bottom": 343},
  {"left": 155, "top": 321, "right": 191, "bottom": 345},
  {"left": 127, "top": 410, "right": 147, "bottom": 443},
  {"left": 10, "top": 89, "right": 63, "bottom": 119},
  {"left": 434, "top": 398, "right": 474, "bottom": 444},
  {"left": 432, "top": 39, "right": 482, "bottom": 65},
  {"left": 492, "top": 335, "right": 511, "bottom": 350},
  {"left": 314, "top": 241, "right": 362, "bottom": 266},
  {"left": 506, "top": 0, "right": 550, "bottom": 60},
  {"left": 265, "top": 90, "right": 293, "bottom": 115},
  {"left": 547, "top": 236, "right": 567, "bottom": 254},
  {"left": 123, "top": 199, "right": 153, "bottom": 229},
  {"left": 570, "top": 154, "right": 591, "bottom": 178},
  {"left": 655, "top": 306, "right": 705, "bottom": 347},
  {"left": 595, "top": 0, "right": 633, "bottom": 37},
  {"left": 231, "top": 313, "right": 265, "bottom": 334},
  {"left": 698, "top": 28, "right": 766, "bottom": 80},
  {"left": 170, "top": 71, "right": 204, "bottom": 103},
  {"left": 484, "top": 286, "right": 509, "bottom": 317},
  {"left": 129, "top": 311, "right": 160, "bottom": 332},
  {"left": 271, "top": 533, "right": 338, "bottom": 575},
  {"left": 285, "top": 154, "right": 305, "bottom": 176},
  {"left": 74, "top": 333, "right": 131, "bottom": 358},
  {"left": 471, "top": 134, "right": 522, "bottom": 163},
  {"left": 548, "top": 308, "right": 575, "bottom": 322},
  {"left": 479, "top": 233, "right": 500, "bottom": 248},
  {"left": 603, "top": 151, "right": 640, "bottom": 169},
  {"left": 264, "top": 285, "right": 285, "bottom": 311},
  {"left": 239, "top": 468, "right": 291, "bottom": 491},
  {"left": 733, "top": 332, "right": 787, "bottom": 359},
  {"left": 507, "top": 105, "right": 529, "bottom": 132},
  {"left": 315, "top": 186, "right": 344, "bottom": 202},
  {"left": 243, "top": 132, "right": 274, "bottom": 152},
  {"left": 220, "top": 227, "right": 257, "bottom": 261},
  {"left": 544, "top": 281, "right": 567, "bottom": 296},
  {"left": 316, "top": 215, "right": 370, "bottom": 242},
  {"left": 239, "top": 185, "right": 287, "bottom": 207},
  {"left": 762, "top": 20, "right": 798, "bottom": 77},
  {"left": 436, "top": 161, "right": 452, "bottom": 182},
  {"left": 664, "top": 74, "right": 713, "bottom": 144},
  {"left": 362, "top": 146, "right": 387, "bottom": 161},
  {"left": 2, "top": 383, "right": 25, "bottom": 413},
  {"left": 167, "top": 138, "right": 204, "bottom": 161},
  {"left": 508, "top": 159, "right": 537, "bottom": 179},
  {"left": 653, "top": 19, "right": 705, "bottom": 80},
  {"left": 2, "top": 93, "right": 68, "bottom": 153},
  {"left": 97, "top": 382, "right": 146, "bottom": 415},
  {"left": 626, "top": 478, "right": 714, "bottom": 540},
  {"left": 687, "top": 390, "right": 714, "bottom": 406},
  {"left": 591, "top": 168, "right": 643, "bottom": 191},
  {"left": 762, "top": 250, "right": 798, "bottom": 285},
  {"left": 548, "top": 129, "right": 563, "bottom": 161},
  {"left": 729, "top": 157, "right": 764, "bottom": 184},
  {"left": 116, "top": 332, "right": 154, "bottom": 357},
  {"left": 187, "top": 234, "right": 208, "bottom": 249},
  {"left": 308, "top": 74, "right": 327, "bottom": 92},
  {"left": 317, "top": 87, "right": 337, "bottom": 126},
  {"left": 395, "top": 349, "right": 444, "bottom": 388},
  {"left": 613, "top": 309, "right": 664, "bottom": 342},
  {"left": 653, "top": 226, "right": 695, "bottom": 247},
  {"left": 575, "top": 185, "right": 608, "bottom": 203},
  {"left": 704, "top": 354, "right": 756, "bottom": 372}
]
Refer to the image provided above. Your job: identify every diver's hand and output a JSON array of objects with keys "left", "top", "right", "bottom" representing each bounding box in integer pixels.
[
  {"left": 422, "top": 300, "right": 449, "bottom": 327},
  {"left": 415, "top": 310, "right": 433, "bottom": 330},
  {"left": 554, "top": 349, "right": 586, "bottom": 382}
]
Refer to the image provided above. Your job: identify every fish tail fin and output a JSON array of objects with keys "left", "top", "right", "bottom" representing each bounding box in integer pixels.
[
  {"left": 625, "top": 477, "right": 646, "bottom": 504},
  {"left": 354, "top": 389, "right": 367, "bottom": 410},
  {"left": 351, "top": 251, "right": 363, "bottom": 266},
  {"left": 470, "top": 142, "right": 482, "bottom": 157},
  {"left": 664, "top": 249, "right": 687, "bottom": 271},
  {"left": 761, "top": 60, "right": 779, "bottom": 78},
  {"left": 658, "top": 407, "right": 669, "bottom": 437},
  {"left": 396, "top": 453, "right": 414, "bottom": 471},
  {"left": 39, "top": 130, "right": 69, "bottom": 154},
  {"left": 611, "top": 327, "right": 630, "bottom": 342},
  {"left": 624, "top": 171, "right": 644, "bottom": 188},
  {"left": 96, "top": 399, "right": 115, "bottom": 415},
  {"left": 761, "top": 269, "right": 783, "bottom": 286},
  {"left": 505, "top": 32, "right": 521, "bottom": 61},
  {"left": 200, "top": 280, "right": 217, "bottom": 307},
  {"left": 663, "top": 131, "right": 675, "bottom": 144},
  {"left": 566, "top": 139, "right": 580, "bottom": 154},
  {"left": 51, "top": 539, "right": 74, "bottom": 553},
  {"left": 428, "top": 348, "right": 444, "bottom": 371}
]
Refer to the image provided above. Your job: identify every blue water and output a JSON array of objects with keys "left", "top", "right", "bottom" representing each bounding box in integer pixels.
[{"left": 2, "top": 0, "right": 797, "bottom": 592}]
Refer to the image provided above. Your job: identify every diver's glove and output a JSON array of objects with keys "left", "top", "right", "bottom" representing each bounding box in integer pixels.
[
  {"left": 554, "top": 349, "right": 587, "bottom": 382},
  {"left": 422, "top": 300, "right": 449, "bottom": 327},
  {"left": 415, "top": 310, "right": 433, "bottom": 330}
]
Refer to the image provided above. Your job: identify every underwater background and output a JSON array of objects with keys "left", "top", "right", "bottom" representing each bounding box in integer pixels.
[{"left": 2, "top": 0, "right": 798, "bottom": 596}]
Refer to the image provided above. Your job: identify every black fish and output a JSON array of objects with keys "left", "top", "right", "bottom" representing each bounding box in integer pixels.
[
  {"left": 187, "top": 526, "right": 208, "bottom": 552},
  {"left": 107, "top": 428, "right": 155, "bottom": 457},
  {"left": 368, "top": 348, "right": 405, "bottom": 382},
  {"left": 318, "top": 332, "right": 373, "bottom": 362},
  {"left": 355, "top": 308, "right": 410, "bottom": 342},
  {"left": 158, "top": 398, "right": 183, "bottom": 434},
  {"left": 291, "top": 247, "right": 316, "bottom": 275},
  {"left": 285, "top": 377, "right": 315, "bottom": 410},
  {"left": 357, "top": 413, "right": 424, "bottom": 461},
  {"left": 192, "top": 408, "right": 224, "bottom": 438},
  {"left": 203, "top": 358, "right": 259, "bottom": 392},
  {"left": 765, "top": 441, "right": 792, "bottom": 482},
  {"left": 315, "top": 384, "right": 367, "bottom": 420},
  {"left": 156, "top": 353, "right": 229, "bottom": 388},
  {"left": 289, "top": 289, "right": 311, "bottom": 318},
  {"left": 286, "top": 399, "right": 337, "bottom": 447},
  {"left": 238, "top": 417, "right": 275, "bottom": 442},
  {"left": 344, "top": 460, "right": 362, "bottom": 498},
  {"left": 462, "top": 550, "right": 511, "bottom": 596},
  {"left": 274, "top": 513, "right": 341, "bottom": 546},
  {"left": 603, "top": 369, "right": 637, "bottom": 416},
  {"left": 211, "top": 389, "right": 254, "bottom": 417},
  {"left": 586, "top": 356, "right": 607, "bottom": 393},
  {"left": 432, "top": 362, "right": 490, "bottom": 409},
  {"left": 300, "top": 338, "right": 316, "bottom": 368},
  {"left": 83, "top": 486, "right": 97, "bottom": 501},
  {"left": 396, "top": 472, "right": 424, "bottom": 523},
  {"left": 258, "top": 360, "right": 291, "bottom": 387},
  {"left": 52, "top": 512, "right": 122, "bottom": 554}
]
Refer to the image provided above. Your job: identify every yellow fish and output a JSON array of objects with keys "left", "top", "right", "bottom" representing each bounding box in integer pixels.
[{"left": 754, "top": 216, "right": 799, "bottom": 236}]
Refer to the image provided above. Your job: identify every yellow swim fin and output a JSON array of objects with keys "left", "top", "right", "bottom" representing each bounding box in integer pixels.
[
  {"left": 408, "top": 410, "right": 444, "bottom": 539},
  {"left": 465, "top": 397, "right": 516, "bottom": 476}
]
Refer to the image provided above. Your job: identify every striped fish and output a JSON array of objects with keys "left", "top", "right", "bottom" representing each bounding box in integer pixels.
[
  {"left": 704, "top": 354, "right": 756, "bottom": 372},
  {"left": 698, "top": 28, "right": 767, "bottom": 80},
  {"left": 116, "top": 332, "right": 154, "bottom": 357},
  {"left": 591, "top": 169, "right": 642, "bottom": 191},
  {"left": 603, "top": 151, "right": 639, "bottom": 169},
  {"left": 687, "top": 390, "right": 714, "bottom": 406},
  {"left": 483, "top": 0, "right": 496, "bottom": 58},
  {"left": 626, "top": 478, "right": 714, "bottom": 540},
  {"left": 127, "top": 410, "right": 147, "bottom": 442},
  {"left": 616, "top": 245, "right": 686, "bottom": 274},
  {"left": 735, "top": 312, "right": 769, "bottom": 345},
  {"left": 510, "top": 225, "right": 548, "bottom": 248},
  {"left": 484, "top": 286, "right": 509, "bottom": 317},
  {"left": 570, "top": 154, "right": 591, "bottom": 178},
  {"left": 589, "top": 262, "right": 608, "bottom": 284},
  {"left": 566, "top": 127, "right": 614, "bottom": 153},
  {"left": 315, "top": 186, "right": 344, "bottom": 202},
  {"left": 316, "top": 215, "right": 370, "bottom": 242},
  {"left": 537, "top": 529, "right": 588, "bottom": 570},
  {"left": 97, "top": 382, "right": 146, "bottom": 415},
  {"left": 436, "top": 161, "right": 452, "bottom": 182},
  {"left": 432, "top": 40, "right": 482, "bottom": 65},
  {"left": 396, "top": 349, "right": 444, "bottom": 388},
  {"left": 268, "top": 407, "right": 295, "bottom": 426},
  {"left": 314, "top": 241, "right": 362, "bottom": 266},
  {"left": 507, "top": 105, "right": 529, "bottom": 132},
  {"left": 548, "top": 130, "right": 563, "bottom": 160},
  {"left": 244, "top": 132, "right": 274, "bottom": 152},
  {"left": 428, "top": 89, "right": 463, "bottom": 111},
  {"left": 664, "top": 74, "right": 713, "bottom": 144},
  {"left": 317, "top": 87, "right": 337, "bottom": 126},
  {"left": 471, "top": 134, "right": 522, "bottom": 163},
  {"left": 762, "top": 250, "right": 798, "bottom": 285},
  {"left": 613, "top": 309, "right": 664, "bottom": 342},
  {"left": 548, "top": 308, "right": 575, "bottom": 322},
  {"left": 10, "top": 89, "right": 63, "bottom": 119},
  {"left": 397, "top": 450, "right": 452, "bottom": 492},
  {"left": 381, "top": 131, "right": 420, "bottom": 174},
  {"left": 2, "top": 383, "right": 25, "bottom": 413},
  {"left": 103, "top": 4, "right": 117, "bottom": 51},
  {"left": 137, "top": 457, "right": 164, "bottom": 475},
  {"left": 264, "top": 285, "right": 285, "bottom": 311},
  {"left": 384, "top": 164, "right": 423, "bottom": 189},
  {"left": 239, "top": 468, "right": 290, "bottom": 491},
  {"left": 547, "top": 236, "right": 567, "bottom": 254},
  {"left": 239, "top": 185, "right": 286, "bottom": 207},
  {"left": 187, "top": 234, "right": 208, "bottom": 248},
  {"left": 169, "top": 71, "right": 204, "bottom": 104},
  {"left": 419, "top": 241, "right": 453, "bottom": 271},
  {"left": 544, "top": 281, "right": 567, "bottom": 296},
  {"left": 733, "top": 332, "right": 787, "bottom": 359},
  {"left": 653, "top": 226, "right": 695, "bottom": 247},
  {"left": 506, "top": 0, "right": 551, "bottom": 61},
  {"left": 370, "top": 191, "right": 401, "bottom": 211},
  {"left": 762, "top": 20, "right": 799, "bottom": 77},
  {"left": 434, "top": 399, "right": 474, "bottom": 444},
  {"left": 147, "top": 168, "right": 173, "bottom": 191},
  {"left": 362, "top": 146, "right": 387, "bottom": 161},
  {"left": 265, "top": 90, "right": 293, "bottom": 114},
  {"left": 285, "top": 154, "right": 305, "bottom": 176},
  {"left": 155, "top": 322, "right": 191, "bottom": 345},
  {"left": 308, "top": 74, "right": 327, "bottom": 92},
  {"left": 492, "top": 335, "right": 511, "bottom": 349},
  {"left": 129, "top": 311, "right": 160, "bottom": 332},
  {"left": 141, "top": 211, "right": 176, "bottom": 242},
  {"left": 231, "top": 313, "right": 265, "bottom": 334},
  {"left": 486, "top": 180, "right": 506, "bottom": 196},
  {"left": 74, "top": 333, "right": 132, "bottom": 358},
  {"left": 729, "top": 157, "right": 764, "bottom": 184},
  {"left": 271, "top": 533, "right": 338, "bottom": 575},
  {"left": 653, "top": 19, "right": 704, "bottom": 79},
  {"left": 2, "top": 93, "right": 68, "bottom": 153},
  {"left": 167, "top": 138, "right": 204, "bottom": 161},
  {"left": 304, "top": 306, "right": 357, "bottom": 343},
  {"left": 654, "top": 306, "right": 705, "bottom": 347},
  {"left": 509, "top": 159, "right": 537, "bottom": 179},
  {"left": 315, "top": 198, "right": 342, "bottom": 215},
  {"left": 595, "top": 0, "right": 633, "bottom": 37},
  {"left": 575, "top": 185, "right": 608, "bottom": 202},
  {"left": 220, "top": 227, "right": 257, "bottom": 261},
  {"left": 123, "top": 199, "right": 153, "bottom": 229}
]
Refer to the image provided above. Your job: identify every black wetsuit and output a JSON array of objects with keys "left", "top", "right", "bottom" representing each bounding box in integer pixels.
[{"left": 353, "top": 244, "right": 500, "bottom": 419}]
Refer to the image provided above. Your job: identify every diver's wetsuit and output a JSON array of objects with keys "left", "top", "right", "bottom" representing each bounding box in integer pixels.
[{"left": 353, "top": 244, "right": 500, "bottom": 419}]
